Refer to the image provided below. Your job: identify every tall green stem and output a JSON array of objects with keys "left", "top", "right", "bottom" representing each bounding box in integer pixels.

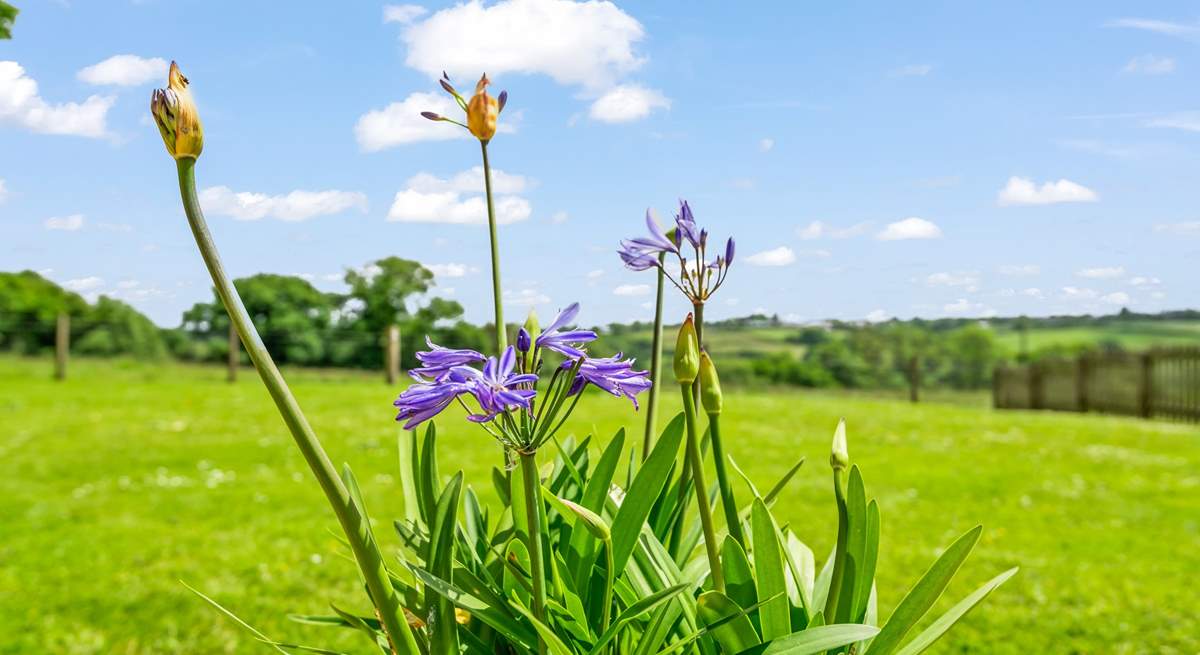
[
  {"left": 692, "top": 301, "right": 704, "bottom": 404},
  {"left": 708, "top": 414, "right": 744, "bottom": 547},
  {"left": 667, "top": 301, "right": 705, "bottom": 556},
  {"left": 519, "top": 451, "right": 547, "bottom": 653},
  {"left": 680, "top": 383, "right": 725, "bottom": 592},
  {"left": 480, "top": 141, "right": 506, "bottom": 352},
  {"left": 641, "top": 260, "right": 666, "bottom": 460},
  {"left": 175, "top": 159, "right": 419, "bottom": 655}
]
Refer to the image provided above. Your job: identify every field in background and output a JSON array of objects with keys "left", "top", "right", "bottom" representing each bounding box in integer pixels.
[
  {"left": 991, "top": 319, "right": 1200, "bottom": 352},
  {"left": 1, "top": 356, "right": 1198, "bottom": 654}
]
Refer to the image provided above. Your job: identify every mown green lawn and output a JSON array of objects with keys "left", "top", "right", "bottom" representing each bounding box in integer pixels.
[{"left": 1, "top": 356, "right": 1197, "bottom": 654}]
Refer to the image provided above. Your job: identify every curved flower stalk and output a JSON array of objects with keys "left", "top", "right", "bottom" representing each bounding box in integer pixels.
[
  {"left": 423, "top": 73, "right": 510, "bottom": 352},
  {"left": 393, "top": 302, "right": 649, "bottom": 642},
  {"left": 151, "top": 62, "right": 420, "bottom": 655}
]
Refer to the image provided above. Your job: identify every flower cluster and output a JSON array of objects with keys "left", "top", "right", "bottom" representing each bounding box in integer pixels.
[
  {"left": 619, "top": 200, "right": 734, "bottom": 304},
  {"left": 394, "top": 303, "right": 650, "bottom": 451}
]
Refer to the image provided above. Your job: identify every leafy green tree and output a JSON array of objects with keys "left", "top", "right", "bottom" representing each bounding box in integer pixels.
[
  {"left": 0, "top": 271, "right": 87, "bottom": 353},
  {"left": 75, "top": 297, "right": 167, "bottom": 359},
  {"left": 943, "top": 323, "right": 1001, "bottom": 388},
  {"left": 0, "top": 2, "right": 17, "bottom": 39}
]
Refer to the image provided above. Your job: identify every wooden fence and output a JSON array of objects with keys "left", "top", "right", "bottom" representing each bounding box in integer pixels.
[{"left": 993, "top": 347, "right": 1200, "bottom": 422}]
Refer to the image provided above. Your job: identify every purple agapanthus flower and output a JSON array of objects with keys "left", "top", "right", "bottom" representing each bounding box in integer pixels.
[
  {"left": 409, "top": 337, "right": 486, "bottom": 382},
  {"left": 394, "top": 379, "right": 471, "bottom": 430},
  {"left": 455, "top": 346, "right": 538, "bottom": 422},
  {"left": 617, "top": 200, "right": 734, "bottom": 304},
  {"left": 564, "top": 354, "right": 652, "bottom": 408},
  {"left": 535, "top": 302, "right": 597, "bottom": 358}
]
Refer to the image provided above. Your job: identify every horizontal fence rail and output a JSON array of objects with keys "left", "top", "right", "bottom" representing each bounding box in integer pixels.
[{"left": 994, "top": 347, "right": 1200, "bottom": 423}]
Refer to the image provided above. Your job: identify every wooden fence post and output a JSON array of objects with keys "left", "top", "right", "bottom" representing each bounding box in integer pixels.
[
  {"left": 227, "top": 322, "right": 239, "bottom": 383},
  {"left": 1076, "top": 353, "right": 1090, "bottom": 414},
  {"left": 54, "top": 313, "right": 69, "bottom": 381},
  {"left": 1029, "top": 361, "right": 1043, "bottom": 410},
  {"left": 1139, "top": 351, "right": 1154, "bottom": 419},
  {"left": 385, "top": 324, "right": 401, "bottom": 385}
]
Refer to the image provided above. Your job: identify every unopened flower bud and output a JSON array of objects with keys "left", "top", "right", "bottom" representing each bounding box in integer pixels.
[
  {"left": 698, "top": 350, "right": 723, "bottom": 415},
  {"left": 520, "top": 310, "right": 539, "bottom": 368},
  {"left": 673, "top": 313, "right": 700, "bottom": 384},
  {"left": 150, "top": 61, "right": 203, "bottom": 160},
  {"left": 467, "top": 73, "right": 500, "bottom": 141},
  {"left": 516, "top": 328, "right": 531, "bottom": 352},
  {"left": 830, "top": 419, "right": 849, "bottom": 471},
  {"left": 421, "top": 111, "right": 443, "bottom": 121}
]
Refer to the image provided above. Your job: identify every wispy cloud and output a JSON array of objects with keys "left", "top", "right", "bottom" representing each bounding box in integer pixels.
[
  {"left": 588, "top": 84, "right": 670, "bottom": 123},
  {"left": 758, "top": 138, "right": 775, "bottom": 152},
  {"left": 796, "top": 220, "right": 871, "bottom": 240},
  {"left": 876, "top": 217, "right": 942, "bottom": 241},
  {"left": 926, "top": 271, "right": 979, "bottom": 290},
  {"left": 200, "top": 187, "right": 368, "bottom": 221},
  {"left": 1106, "top": 17, "right": 1200, "bottom": 39},
  {"left": 382, "top": 4, "right": 428, "bottom": 25},
  {"left": 1121, "top": 54, "right": 1175, "bottom": 75},
  {"left": 44, "top": 214, "right": 85, "bottom": 231},
  {"left": 997, "top": 177, "right": 1097, "bottom": 206},
  {"left": 1076, "top": 266, "right": 1125, "bottom": 279},
  {"left": 891, "top": 63, "right": 932, "bottom": 77},
  {"left": 1144, "top": 111, "right": 1200, "bottom": 132},
  {"left": 425, "top": 263, "right": 478, "bottom": 278},
  {"left": 613, "top": 283, "right": 651, "bottom": 296},
  {"left": 745, "top": 246, "right": 796, "bottom": 266},
  {"left": 388, "top": 167, "right": 531, "bottom": 225},
  {"left": 1154, "top": 221, "right": 1200, "bottom": 235},
  {"left": 999, "top": 264, "right": 1040, "bottom": 276},
  {"left": 77, "top": 55, "right": 168, "bottom": 86}
]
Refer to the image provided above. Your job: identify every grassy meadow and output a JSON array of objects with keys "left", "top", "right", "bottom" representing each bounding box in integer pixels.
[{"left": 1, "top": 355, "right": 1198, "bottom": 654}]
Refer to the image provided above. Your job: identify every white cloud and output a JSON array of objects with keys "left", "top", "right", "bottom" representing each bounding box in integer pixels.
[
  {"left": 426, "top": 263, "right": 478, "bottom": 277},
  {"left": 613, "top": 283, "right": 651, "bottom": 296},
  {"left": 44, "top": 214, "right": 85, "bottom": 231},
  {"left": 799, "top": 248, "right": 832, "bottom": 258},
  {"left": 865, "top": 309, "right": 890, "bottom": 323},
  {"left": 999, "top": 264, "right": 1040, "bottom": 276},
  {"left": 387, "top": 168, "right": 531, "bottom": 225},
  {"left": 1106, "top": 18, "right": 1200, "bottom": 38},
  {"left": 1102, "top": 291, "right": 1131, "bottom": 305},
  {"left": 926, "top": 271, "right": 979, "bottom": 289},
  {"left": 943, "top": 298, "right": 994, "bottom": 316},
  {"left": 892, "top": 64, "right": 932, "bottom": 77},
  {"left": 505, "top": 288, "right": 550, "bottom": 307},
  {"left": 758, "top": 138, "right": 774, "bottom": 152},
  {"left": 63, "top": 276, "right": 103, "bottom": 292},
  {"left": 586, "top": 269, "right": 604, "bottom": 279},
  {"left": 876, "top": 217, "right": 942, "bottom": 241},
  {"left": 1153, "top": 221, "right": 1200, "bottom": 235},
  {"left": 1076, "top": 266, "right": 1125, "bottom": 279},
  {"left": 588, "top": 84, "right": 670, "bottom": 123},
  {"left": 1021, "top": 288, "right": 1044, "bottom": 299},
  {"left": 77, "top": 55, "right": 168, "bottom": 86},
  {"left": 1122, "top": 54, "right": 1175, "bottom": 75},
  {"left": 997, "top": 177, "right": 1097, "bottom": 206},
  {"left": 355, "top": 92, "right": 467, "bottom": 150},
  {"left": 1144, "top": 112, "right": 1200, "bottom": 132},
  {"left": 796, "top": 220, "right": 870, "bottom": 240},
  {"left": 0, "top": 61, "right": 114, "bottom": 138},
  {"left": 400, "top": 0, "right": 646, "bottom": 91},
  {"left": 383, "top": 4, "right": 428, "bottom": 24},
  {"left": 199, "top": 187, "right": 368, "bottom": 221},
  {"left": 551, "top": 211, "right": 569, "bottom": 224},
  {"left": 1129, "top": 276, "right": 1161, "bottom": 286},
  {"left": 746, "top": 246, "right": 796, "bottom": 266},
  {"left": 0, "top": 179, "right": 7, "bottom": 204},
  {"left": 1061, "top": 286, "right": 1098, "bottom": 300}
]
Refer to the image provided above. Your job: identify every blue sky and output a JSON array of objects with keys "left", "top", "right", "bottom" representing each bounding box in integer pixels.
[{"left": 2, "top": 1, "right": 1199, "bottom": 327}]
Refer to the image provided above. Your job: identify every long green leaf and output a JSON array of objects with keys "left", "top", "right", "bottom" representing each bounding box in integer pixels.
[
  {"left": 892, "top": 567, "right": 1018, "bottom": 655},
  {"left": 182, "top": 582, "right": 290, "bottom": 654},
  {"left": 697, "top": 591, "right": 761, "bottom": 653},
  {"left": 752, "top": 498, "right": 791, "bottom": 639},
  {"left": 865, "top": 525, "right": 983, "bottom": 655},
  {"left": 739, "top": 624, "right": 880, "bottom": 655},
  {"left": 590, "top": 583, "right": 688, "bottom": 654},
  {"left": 852, "top": 500, "right": 880, "bottom": 623},
  {"left": 398, "top": 430, "right": 421, "bottom": 524},
  {"left": 427, "top": 472, "right": 464, "bottom": 655},
  {"left": 611, "top": 414, "right": 685, "bottom": 573},
  {"left": 722, "top": 536, "right": 758, "bottom": 611}
]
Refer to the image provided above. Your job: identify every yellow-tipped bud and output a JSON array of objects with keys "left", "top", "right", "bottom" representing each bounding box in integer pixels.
[
  {"left": 830, "top": 418, "right": 849, "bottom": 471},
  {"left": 698, "top": 350, "right": 723, "bottom": 415},
  {"left": 466, "top": 73, "right": 499, "bottom": 142},
  {"left": 674, "top": 313, "right": 700, "bottom": 384},
  {"left": 150, "top": 61, "right": 203, "bottom": 160}
]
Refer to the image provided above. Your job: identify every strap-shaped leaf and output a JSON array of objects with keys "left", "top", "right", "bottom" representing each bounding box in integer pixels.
[
  {"left": 722, "top": 535, "right": 758, "bottom": 611},
  {"left": 865, "top": 525, "right": 983, "bottom": 655},
  {"left": 738, "top": 624, "right": 880, "bottom": 655},
  {"left": 892, "top": 567, "right": 1018, "bottom": 655},
  {"left": 697, "top": 591, "right": 761, "bottom": 653},
  {"left": 752, "top": 498, "right": 792, "bottom": 639},
  {"left": 610, "top": 414, "right": 685, "bottom": 573},
  {"left": 426, "top": 472, "right": 464, "bottom": 655}
]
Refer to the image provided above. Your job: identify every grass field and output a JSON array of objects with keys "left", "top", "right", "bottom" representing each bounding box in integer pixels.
[
  {"left": 1, "top": 355, "right": 1198, "bottom": 654},
  {"left": 991, "top": 319, "right": 1200, "bottom": 352}
]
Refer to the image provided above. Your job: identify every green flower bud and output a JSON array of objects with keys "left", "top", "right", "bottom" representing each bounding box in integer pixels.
[
  {"left": 150, "top": 61, "right": 203, "bottom": 160},
  {"left": 830, "top": 418, "right": 849, "bottom": 471},
  {"left": 520, "top": 309, "right": 540, "bottom": 369},
  {"left": 674, "top": 313, "right": 699, "bottom": 384},
  {"left": 698, "top": 350, "right": 723, "bottom": 415}
]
